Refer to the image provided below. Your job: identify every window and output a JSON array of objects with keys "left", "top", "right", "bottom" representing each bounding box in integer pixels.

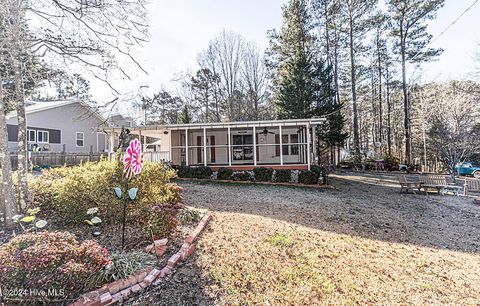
[
  {"left": 37, "top": 130, "right": 49, "bottom": 143},
  {"left": 281, "top": 134, "right": 299, "bottom": 156},
  {"left": 76, "top": 132, "right": 84, "bottom": 147},
  {"left": 27, "top": 129, "right": 36, "bottom": 142},
  {"left": 232, "top": 134, "right": 253, "bottom": 160},
  {"left": 282, "top": 135, "right": 289, "bottom": 156}
]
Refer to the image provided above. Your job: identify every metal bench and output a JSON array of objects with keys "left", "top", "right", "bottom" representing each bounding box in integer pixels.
[
  {"left": 419, "top": 175, "right": 463, "bottom": 196},
  {"left": 398, "top": 175, "right": 422, "bottom": 194}
]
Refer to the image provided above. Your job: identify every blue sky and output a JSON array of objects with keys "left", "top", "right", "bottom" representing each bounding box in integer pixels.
[{"left": 94, "top": 0, "right": 480, "bottom": 104}]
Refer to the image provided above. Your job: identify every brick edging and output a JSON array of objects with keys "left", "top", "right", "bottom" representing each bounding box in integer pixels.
[{"left": 71, "top": 214, "right": 211, "bottom": 306}]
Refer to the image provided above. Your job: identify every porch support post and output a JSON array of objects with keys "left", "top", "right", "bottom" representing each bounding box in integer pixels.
[
  {"left": 312, "top": 125, "right": 316, "bottom": 165},
  {"left": 169, "top": 130, "right": 172, "bottom": 162},
  {"left": 253, "top": 126, "right": 257, "bottom": 166},
  {"left": 185, "top": 128, "right": 189, "bottom": 166},
  {"left": 306, "top": 123, "right": 311, "bottom": 170},
  {"left": 203, "top": 128, "right": 207, "bottom": 166},
  {"left": 227, "top": 127, "right": 232, "bottom": 166},
  {"left": 279, "top": 125, "right": 283, "bottom": 166}
]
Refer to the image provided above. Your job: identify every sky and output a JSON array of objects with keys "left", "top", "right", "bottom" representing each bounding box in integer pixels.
[{"left": 92, "top": 0, "right": 480, "bottom": 111}]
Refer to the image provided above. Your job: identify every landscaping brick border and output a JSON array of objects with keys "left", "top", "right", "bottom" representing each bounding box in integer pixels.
[
  {"left": 71, "top": 214, "right": 211, "bottom": 306},
  {"left": 177, "top": 178, "right": 336, "bottom": 190}
]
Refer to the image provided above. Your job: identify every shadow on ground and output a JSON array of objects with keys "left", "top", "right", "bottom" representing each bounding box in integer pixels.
[{"left": 180, "top": 171, "right": 480, "bottom": 254}]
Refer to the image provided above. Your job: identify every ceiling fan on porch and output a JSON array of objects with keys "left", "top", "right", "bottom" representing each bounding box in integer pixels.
[{"left": 261, "top": 128, "right": 276, "bottom": 135}]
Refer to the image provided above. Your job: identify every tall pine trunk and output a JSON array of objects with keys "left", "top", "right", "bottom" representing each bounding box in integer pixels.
[
  {"left": 400, "top": 37, "right": 411, "bottom": 164},
  {"left": 0, "top": 78, "right": 18, "bottom": 227},
  {"left": 386, "top": 61, "right": 392, "bottom": 156},
  {"left": 376, "top": 36, "right": 383, "bottom": 142},
  {"left": 349, "top": 18, "right": 360, "bottom": 161}
]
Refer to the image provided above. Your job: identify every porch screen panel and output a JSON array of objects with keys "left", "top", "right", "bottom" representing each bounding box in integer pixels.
[
  {"left": 281, "top": 126, "right": 308, "bottom": 164},
  {"left": 256, "top": 126, "right": 281, "bottom": 165}
]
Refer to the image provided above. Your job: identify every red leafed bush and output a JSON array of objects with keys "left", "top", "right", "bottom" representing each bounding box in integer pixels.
[{"left": 0, "top": 231, "right": 111, "bottom": 299}]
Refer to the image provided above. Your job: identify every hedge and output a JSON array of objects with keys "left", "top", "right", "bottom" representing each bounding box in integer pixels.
[
  {"left": 298, "top": 170, "right": 318, "bottom": 185},
  {"left": 217, "top": 167, "right": 233, "bottom": 180},
  {"left": 253, "top": 167, "right": 274, "bottom": 182},
  {"left": 274, "top": 169, "right": 291, "bottom": 183}
]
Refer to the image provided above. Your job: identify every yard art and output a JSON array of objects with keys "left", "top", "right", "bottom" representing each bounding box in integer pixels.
[{"left": 116, "top": 139, "right": 144, "bottom": 250}]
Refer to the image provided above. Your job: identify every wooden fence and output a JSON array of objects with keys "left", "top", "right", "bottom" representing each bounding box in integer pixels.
[
  {"left": 5, "top": 150, "right": 170, "bottom": 170},
  {"left": 9, "top": 152, "right": 106, "bottom": 170}
]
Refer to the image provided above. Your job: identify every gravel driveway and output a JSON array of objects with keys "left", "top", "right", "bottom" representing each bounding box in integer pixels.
[{"left": 182, "top": 172, "right": 480, "bottom": 253}]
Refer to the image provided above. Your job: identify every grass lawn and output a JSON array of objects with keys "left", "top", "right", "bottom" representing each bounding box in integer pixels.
[{"left": 128, "top": 172, "right": 480, "bottom": 305}]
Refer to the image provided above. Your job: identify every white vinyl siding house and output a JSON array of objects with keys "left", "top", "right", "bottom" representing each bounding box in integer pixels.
[{"left": 105, "top": 118, "right": 325, "bottom": 170}]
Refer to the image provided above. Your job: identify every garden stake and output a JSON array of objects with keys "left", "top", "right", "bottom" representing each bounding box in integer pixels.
[{"left": 121, "top": 178, "right": 128, "bottom": 251}]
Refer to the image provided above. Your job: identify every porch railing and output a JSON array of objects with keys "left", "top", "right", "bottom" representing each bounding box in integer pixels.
[{"left": 142, "top": 151, "right": 170, "bottom": 163}]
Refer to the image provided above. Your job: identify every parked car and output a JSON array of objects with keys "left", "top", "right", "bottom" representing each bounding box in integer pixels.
[{"left": 455, "top": 162, "right": 480, "bottom": 178}]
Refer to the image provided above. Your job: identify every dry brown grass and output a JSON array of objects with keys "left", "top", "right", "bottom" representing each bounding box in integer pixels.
[
  {"left": 196, "top": 212, "right": 480, "bottom": 305},
  {"left": 127, "top": 173, "right": 480, "bottom": 305}
]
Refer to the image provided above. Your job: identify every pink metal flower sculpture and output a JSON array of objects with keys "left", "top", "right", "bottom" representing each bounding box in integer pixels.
[{"left": 123, "top": 139, "right": 143, "bottom": 178}]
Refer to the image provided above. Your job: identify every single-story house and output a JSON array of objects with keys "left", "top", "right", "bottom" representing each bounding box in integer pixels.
[
  {"left": 104, "top": 118, "right": 325, "bottom": 170},
  {"left": 6, "top": 100, "right": 109, "bottom": 153}
]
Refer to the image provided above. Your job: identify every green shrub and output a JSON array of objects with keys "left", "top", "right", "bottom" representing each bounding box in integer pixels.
[
  {"left": 232, "top": 171, "right": 253, "bottom": 181},
  {"left": 176, "top": 165, "right": 192, "bottom": 178},
  {"left": 217, "top": 167, "right": 233, "bottom": 180},
  {"left": 31, "top": 160, "right": 181, "bottom": 238},
  {"left": 310, "top": 165, "right": 327, "bottom": 184},
  {"left": 384, "top": 155, "right": 400, "bottom": 171},
  {"left": 274, "top": 169, "right": 291, "bottom": 183},
  {"left": 298, "top": 170, "right": 318, "bottom": 185},
  {"left": 191, "top": 166, "right": 212, "bottom": 179},
  {"left": 0, "top": 231, "right": 111, "bottom": 300},
  {"left": 253, "top": 167, "right": 274, "bottom": 182}
]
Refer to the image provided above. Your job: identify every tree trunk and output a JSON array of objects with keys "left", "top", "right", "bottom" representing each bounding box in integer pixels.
[
  {"left": 377, "top": 35, "right": 383, "bottom": 142},
  {"left": 400, "top": 38, "right": 411, "bottom": 164},
  {"left": 386, "top": 61, "right": 392, "bottom": 156},
  {"left": 349, "top": 18, "right": 360, "bottom": 161},
  {"left": 0, "top": 78, "right": 18, "bottom": 227},
  {"left": 12, "top": 0, "right": 28, "bottom": 212},
  {"left": 14, "top": 56, "right": 28, "bottom": 212}
]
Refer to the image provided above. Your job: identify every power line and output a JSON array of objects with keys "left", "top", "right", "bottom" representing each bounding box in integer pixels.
[{"left": 410, "top": 0, "right": 479, "bottom": 63}]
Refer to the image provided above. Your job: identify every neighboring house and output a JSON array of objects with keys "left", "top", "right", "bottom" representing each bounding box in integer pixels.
[
  {"left": 104, "top": 118, "right": 325, "bottom": 170},
  {"left": 7, "top": 100, "right": 109, "bottom": 153},
  {"left": 109, "top": 113, "right": 134, "bottom": 128}
]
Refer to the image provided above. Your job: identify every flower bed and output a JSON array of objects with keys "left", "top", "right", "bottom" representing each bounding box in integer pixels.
[
  {"left": 71, "top": 213, "right": 211, "bottom": 306},
  {"left": 174, "top": 165, "right": 330, "bottom": 187}
]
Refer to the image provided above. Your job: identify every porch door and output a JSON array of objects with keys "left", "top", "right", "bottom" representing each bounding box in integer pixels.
[
  {"left": 197, "top": 136, "right": 202, "bottom": 164},
  {"left": 210, "top": 136, "right": 216, "bottom": 163}
]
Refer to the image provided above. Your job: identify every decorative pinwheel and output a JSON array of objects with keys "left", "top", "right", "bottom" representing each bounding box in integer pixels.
[{"left": 123, "top": 138, "right": 143, "bottom": 178}]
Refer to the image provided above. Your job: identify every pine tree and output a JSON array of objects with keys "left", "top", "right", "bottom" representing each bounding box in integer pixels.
[
  {"left": 178, "top": 105, "right": 193, "bottom": 124},
  {"left": 313, "top": 60, "right": 348, "bottom": 164},
  {"left": 268, "top": 0, "right": 317, "bottom": 119},
  {"left": 277, "top": 49, "right": 316, "bottom": 119},
  {"left": 387, "top": 0, "right": 444, "bottom": 164}
]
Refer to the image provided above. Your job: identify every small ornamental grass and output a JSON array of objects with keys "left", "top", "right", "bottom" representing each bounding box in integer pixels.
[
  {"left": 86, "top": 251, "right": 156, "bottom": 289},
  {"left": 0, "top": 231, "right": 111, "bottom": 300}
]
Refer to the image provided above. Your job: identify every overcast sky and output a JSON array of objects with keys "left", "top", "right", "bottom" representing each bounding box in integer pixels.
[{"left": 91, "top": 0, "right": 480, "bottom": 110}]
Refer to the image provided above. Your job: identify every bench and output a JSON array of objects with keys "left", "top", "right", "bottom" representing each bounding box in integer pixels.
[
  {"left": 464, "top": 178, "right": 480, "bottom": 196},
  {"left": 419, "top": 175, "right": 463, "bottom": 196},
  {"left": 398, "top": 175, "right": 422, "bottom": 194}
]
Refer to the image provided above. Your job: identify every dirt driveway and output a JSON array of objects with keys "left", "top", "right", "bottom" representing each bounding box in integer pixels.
[{"left": 128, "top": 172, "right": 480, "bottom": 305}]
